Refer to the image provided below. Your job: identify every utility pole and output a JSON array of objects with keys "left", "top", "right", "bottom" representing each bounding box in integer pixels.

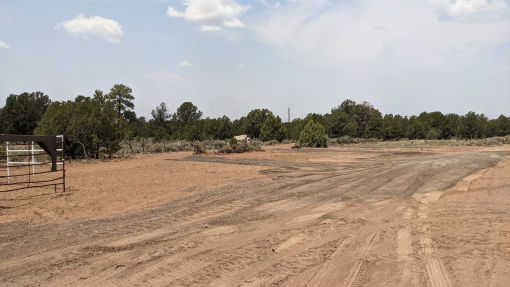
[{"left": 288, "top": 107, "right": 291, "bottom": 123}]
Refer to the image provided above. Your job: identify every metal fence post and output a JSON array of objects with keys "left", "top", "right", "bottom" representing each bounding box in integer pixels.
[
  {"left": 31, "top": 141, "right": 35, "bottom": 175},
  {"left": 6, "top": 141, "right": 9, "bottom": 184}
]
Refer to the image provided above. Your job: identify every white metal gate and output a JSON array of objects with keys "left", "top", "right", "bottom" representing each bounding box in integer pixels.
[{"left": 2, "top": 135, "right": 65, "bottom": 192}]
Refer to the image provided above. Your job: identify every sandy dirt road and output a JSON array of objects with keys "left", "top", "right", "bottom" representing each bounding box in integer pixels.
[{"left": 1, "top": 144, "right": 510, "bottom": 286}]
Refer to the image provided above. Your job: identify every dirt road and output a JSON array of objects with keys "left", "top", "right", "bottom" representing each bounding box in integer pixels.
[{"left": 1, "top": 144, "right": 510, "bottom": 286}]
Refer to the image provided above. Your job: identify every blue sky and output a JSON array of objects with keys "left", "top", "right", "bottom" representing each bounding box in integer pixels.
[{"left": 1, "top": 0, "right": 509, "bottom": 120}]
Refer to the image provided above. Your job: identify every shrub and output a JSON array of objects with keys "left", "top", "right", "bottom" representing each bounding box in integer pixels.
[
  {"left": 426, "top": 128, "right": 440, "bottom": 140},
  {"left": 298, "top": 120, "right": 328, "bottom": 148},
  {"left": 486, "top": 137, "right": 506, "bottom": 146},
  {"left": 168, "top": 141, "right": 191, "bottom": 152},
  {"left": 153, "top": 145, "right": 163, "bottom": 153},
  {"left": 336, "top": 136, "right": 358, "bottom": 145},
  {"left": 217, "top": 142, "right": 262, "bottom": 154},
  {"left": 264, "top": 139, "right": 280, "bottom": 146},
  {"left": 209, "top": 140, "right": 227, "bottom": 149},
  {"left": 193, "top": 141, "right": 207, "bottom": 154}
]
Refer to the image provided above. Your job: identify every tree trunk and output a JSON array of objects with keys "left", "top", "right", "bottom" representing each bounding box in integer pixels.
[{"left": 79, "top": 141, "right": 88, "bottom": 158}]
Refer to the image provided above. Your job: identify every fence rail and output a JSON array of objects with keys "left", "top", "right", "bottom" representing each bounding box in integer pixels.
[{"left": 0, "top": 135, "right": 65, "bottom": 193}]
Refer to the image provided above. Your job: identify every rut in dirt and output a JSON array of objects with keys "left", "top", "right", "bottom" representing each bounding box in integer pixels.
[{"left": 0, "top": 150, "right": 508, "bottom": 287}]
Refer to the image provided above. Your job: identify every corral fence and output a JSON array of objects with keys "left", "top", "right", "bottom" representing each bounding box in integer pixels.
[{"left": 0, "top": 134, "right": 65, "bottom": 193}]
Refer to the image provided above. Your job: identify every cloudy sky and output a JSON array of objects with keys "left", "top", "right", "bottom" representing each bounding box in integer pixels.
[{"left": 0, "top": 0, "right": 509, "bottom": 120}]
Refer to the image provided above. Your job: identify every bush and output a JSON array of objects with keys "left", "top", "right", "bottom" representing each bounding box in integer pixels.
[
  {"left": 336, "top": 136, "right": 358, "bottom": 145},
  {"left": 217, "top": 142, "right": 262, "bottom": 154},
  {"left": 153, "top": 145, "right": 163, "bottom": 153},
  {"left": 209, "top": 140, "right": 227, "bottom": 149},
  {"left": 426, "top": 128, "right": 440, "bottom": 140},
  {"left": 486, "top": 137, "right": 506, "bottom": 146},
  {"left": 298, "top": 120, "right": 328, "bottom": 148},
  {"left": 264, "top": 139, "right": 280, "bottom": 146},
  {"left": 193, "top": 141, "right": 207, "bottom": 154}
]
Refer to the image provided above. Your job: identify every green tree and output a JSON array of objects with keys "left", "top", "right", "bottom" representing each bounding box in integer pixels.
[
  {"left": 426, "top": 128, "right": 440, "bottom": 140},
  {"left": 106, "top": 84, "right": 135, "bottom": 127},
  {"left": 329, "top": 100, "right": 383, "bottom": 138},
  {"left": 407, "top": 116, "right": 426, "bottom": 139},
  {"left": 328, "top": 110, "right": 357, "bottom": 138},
  {"left": 353, "top": 102, "right": 379, "bottom": 137},
  {"left": 417, "top": 112, "right": 444, "bottom": 139},
  {"left": 0, "top": 107, "right": 4, "bottom": 133},
  {"left": 183, "top": 122, "right": 205, "bottom": 141},
  {"left": 233, "top": 116, "right": 248, "bottom": 136},
  {"left": 36, "top": 93, "right": 119, "bottom": 158},
  {"left": 364, "top": 108, "right": 383, "bottom": 138},
  {"left": 245, "top": 109, "right": 273, "bottom": 139},
  {"left": 151, "top": 102, "right": 170, "bottom": 127},
  {"left": 304, "top": 113, "right": 327, "bottom": 130},
  {"left": 491, "top": 115, "right": 510, "bottom": 136},
  {"left": 260, "top": 115, "right": 284, "bottom": 141},
  {"left": 441, "top": 114, "right": 460, "bottom": 139},
  {"left": 35, "top": 101, "right": 71, "bottom": 137},
  {"left": 0, "top": 92, "right": 51, "bottom": 134},
  {"left": 217, "top": 116, "right": 234, "bottom": 139},
  {"left": 125, "top": 116, "right": 149, "bottom": 153},
  {"left": 382, "top": 114, "right": 406, "bottom": 140},
  {"left": 288, "top": 118, "right": 306, "bottom": 140},
  {"left": 458, "top": 112, "right": 487, "bottom": 139},
  {"left": 175, "top": 102, "right": 202, "bottom": 123},
  {"left": 204, "top": 116, "right": 233, "bottom": 140},
  {"left": 298, "top": 120, "right": 328, "bottom": 148},
  {"left": 93, "top": 89, "right": 106, "bottom": 105},
  {"left": 277, "top": 124, "right": 288, "bottom": 142},
  {"left": 338, "top": 99, "right": 357, "bottom": 115},
  {"left": 36, "top": 99, "right": 95, "bottom": 157}
]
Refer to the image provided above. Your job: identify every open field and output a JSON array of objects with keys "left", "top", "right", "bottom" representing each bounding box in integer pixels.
[{"left": 1, "top": 142, "right": 510, "bottom": 286}]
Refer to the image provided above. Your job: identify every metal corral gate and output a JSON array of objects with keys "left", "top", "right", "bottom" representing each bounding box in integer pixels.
[{"left": 0, "top": 135, "right": 65, "bottom": 193}]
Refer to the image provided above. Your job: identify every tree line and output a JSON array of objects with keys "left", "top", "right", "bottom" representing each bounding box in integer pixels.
[{"left": 1, "top": 84, "right": 509, "bottom": 157}]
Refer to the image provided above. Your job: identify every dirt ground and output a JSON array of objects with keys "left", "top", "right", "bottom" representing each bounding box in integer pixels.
[{"left": 1, "top": 142, "right": 510, "bottom": 286}]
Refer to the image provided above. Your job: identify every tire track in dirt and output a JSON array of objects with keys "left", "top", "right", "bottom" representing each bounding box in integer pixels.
[
  {"left": 397, "top": 207, "right": 416, "bottom": 286},
  {"left": 236, "top": 238, "right": 345, "bottom": 287},
  {"left": 414, "top": 193, "right": 453, "bottom": 287},
  {"left": 426, "top": 258, "right": 453, "bottom": 287},
  {"left": 303, "top": 237, "right": 352, "bottom": 287},
  {"left": 343, "top": 232, "right": 379, "bottom": 287}
]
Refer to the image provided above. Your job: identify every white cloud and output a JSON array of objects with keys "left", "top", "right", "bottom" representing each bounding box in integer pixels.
[
  {"left": 430, "top": 0, "right": 508, "bottom": 18},
  {"left": 180, "top": 60, "right": 193, "bottom": 67},
  {"left": 0, "top": 41, "right": 8, "bottom": 49},
  {"left": 224, "top": 18, "right": 245, "bottom": 28},
  {"left": 168, "top": 0, "right": 248, "bottom": 29},
  {"left": 58, "top": 15, "right": 123, "bottom": 43},
  {"left": 201, "top": 25, "right": 222, "bottom": 31},
  {"left": 254, "top": 0, "right": 510, "bottom": 67}
]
